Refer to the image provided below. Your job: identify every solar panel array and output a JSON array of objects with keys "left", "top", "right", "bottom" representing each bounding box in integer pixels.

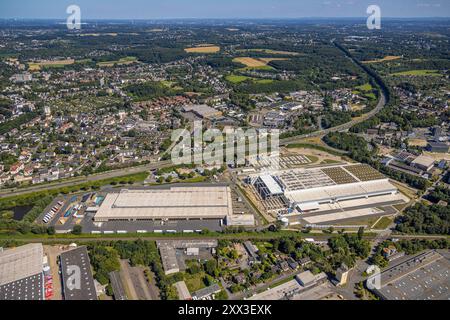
[
  {"left": 321, "top": 167, "right": 358, "bottom": 184},
  {"left": 0, "top": 273, "right": 43, "bottom": 300},
  {"left": 344, "top": 164, "right": 385, "bottom": 181}
]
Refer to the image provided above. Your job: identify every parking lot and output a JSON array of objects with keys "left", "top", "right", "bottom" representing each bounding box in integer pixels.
[
  {"left": 374, "top": 250, "right": 450, "bottom": 300},
  {"left": 53, "top": 213, "right": 224, "bottom": 234}
]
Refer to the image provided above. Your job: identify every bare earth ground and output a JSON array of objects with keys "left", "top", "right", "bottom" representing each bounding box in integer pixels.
[
  {"left": 408, "top": 138, "right": 428, "bottom": 147},
  {"left": 362, "top": 56, "right": 402, "bottom": 64},
  {"left": 119, "top": 260, "right": 157, "bottom": 300},
  {"left": 184, "top": 46, "right": 220, "bottom": 53},
  {"left": 119, "top": 260, "right": 139, "bottom": 300},
  {"left": 43, "top": 245, "right": 64, "bottom": 300},
  {"left": 232, "top": 57, "right": 268, "bottom": 67},
  {"left": 282, "top": 147, "right": 345, "bottom": 163},
  {"left": 423, "top": 151, "right": 450, "bottom": 161}
]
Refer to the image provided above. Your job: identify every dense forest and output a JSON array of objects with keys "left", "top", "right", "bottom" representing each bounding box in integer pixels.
[
  {"left": 125, "top": 82, "right": 180, "bottom": 101},
  {"left": 396, "top": 203, "right": 449, "bottom": 235}
]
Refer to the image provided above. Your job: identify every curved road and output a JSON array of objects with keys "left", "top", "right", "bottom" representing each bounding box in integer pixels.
[{"left": 0, "top": 42, "right": 388, "bottom": 199}]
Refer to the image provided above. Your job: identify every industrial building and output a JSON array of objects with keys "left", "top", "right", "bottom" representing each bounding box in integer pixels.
[
  {"left": 60, "top": 246, "right": 97, "bottom": 300},
  {"left": 157, "top": 240, "right": 218, "bottom": 275},
  {"left": 411, "top": 155, "right": 435, "bottom": 172},
  {"left": 371, "top": 250, "right": 450, "bottom": 300},
  {"left": 182, "top": 104, "right": 222, "bottom": 120},
  {"left": 0, "top": 243, "right": 44, "bottom": 300},
  {"left": 174, "top": 281, "right": 192, "bottom": 300},
  {"left": 249, "top": 271, "right": 327, "bottom": 300},
  {"left": 192, "top": 284, "right": 221, "bottom": 300},
  {"left": 93, "top": 186, "right": 254, "bottom": 227},
  {"left": 251, "top": 164, "right": 408, "bottom": 224},
  {"left": 427, "top": 142, "right": 449, "bottom": 153}
]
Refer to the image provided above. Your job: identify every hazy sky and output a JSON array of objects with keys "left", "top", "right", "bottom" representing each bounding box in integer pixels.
[{"left": 0, "top": 0, "right": 449, "bottom": 19}]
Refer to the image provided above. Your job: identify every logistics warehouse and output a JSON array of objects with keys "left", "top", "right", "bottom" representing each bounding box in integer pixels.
[
  {"left": 92, "top": 186, "right": 254, "bottom": 226},
  {"left": 251, "top": 164, "right": 409, "bottom": 224}
]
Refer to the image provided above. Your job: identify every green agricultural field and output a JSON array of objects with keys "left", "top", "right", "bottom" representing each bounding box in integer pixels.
[
  {"left": 76, "top": 59, "right": 93, "bottom": 64},
  {"left": 364, "top": 92, "right": 377, "bottom": 100},
  {"left": 355, "top": 83, "right": 373, "bottom": 92},
  {"left": 239, "top": 65, "right": 274, "bottom": 71},
  {"left": 391, "top": 69, "right": 441, "bottom": 76},
  {"left": 226, "top": 75, "right": 275, "bottom": 85},
  {"left": 255, "top": 79, "right": 274, "bottom": 84},
  {"left": 97, "top": 56, "right": 138, "bottom": 67}
]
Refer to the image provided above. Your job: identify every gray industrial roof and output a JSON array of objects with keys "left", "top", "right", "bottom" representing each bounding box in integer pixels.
[
  {"left": 192, "top": 284, "right": 221, "bottom": 299},
  {"left": 0, "top": 273, "right": 44, "bottom": 300},
  {"left": 372, "top": 250, "right": 450, "bottom": 300},
  {"left": 0, "top": 243, "right": 43, "bottom": 287}
]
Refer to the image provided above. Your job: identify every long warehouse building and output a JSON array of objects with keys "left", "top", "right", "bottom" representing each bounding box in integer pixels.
[
  {"left": 0, "top": 243, "right": 44, "bottom": 300},
  {"left": 93, "top": 186, "right": 254, "bottom": 226}
]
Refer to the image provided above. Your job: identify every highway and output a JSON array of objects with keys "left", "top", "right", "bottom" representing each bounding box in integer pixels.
[{"left": 0, "top": 42, "right": 388, "bottom": 199}]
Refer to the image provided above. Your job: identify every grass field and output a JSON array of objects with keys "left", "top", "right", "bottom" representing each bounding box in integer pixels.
[
  {"left": 355, "top": 83, "right": 373, "bottom": 92},
  {"left": 372, "top": 216, "right": 394, "bottom": 230},
  {"left": 28, "top": 59, "right": 75, "bottom": 71},
  {"left": 255, "top": 79, "right": 274, "bottom": 84},
  {"left": 183, "top": 271, "right": 207, "bottom": 292},
  {"left": 184, "top": 46, "right": 221, "bottom": 53},
  {"left": 240, "top": 49, "right": 301, "bottom": 56},
  {"left": 362, "top": 56, "right": 402, "bottom": 64},
  {"left": 391, "top": 69, "right": 441, "bottom": 76},
  {"left": 97, "top": 56, "right": 138, "bottom": 67},
  {"left": 226, "top": 74, "right": 275, "bottom": 84},
  {"left": 390, "top": 180, "right": 418, "bottom": 200},
  {"left": 226, "top": 75, "right": 251, "bottom": 83}
]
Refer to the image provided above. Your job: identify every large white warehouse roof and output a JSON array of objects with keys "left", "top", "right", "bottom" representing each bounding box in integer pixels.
[{"left": 94, "top": 186, "right": 234, "bottom": 221}]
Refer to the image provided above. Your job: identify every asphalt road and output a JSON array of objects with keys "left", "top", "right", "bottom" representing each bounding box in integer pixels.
[{"left": 3, "top": 233, "right": 447, "bottom": 244}]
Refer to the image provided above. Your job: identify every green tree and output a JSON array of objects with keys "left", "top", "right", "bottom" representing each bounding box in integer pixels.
[{"left": 72, "top": 225, "right": 82, "bottom": 235}]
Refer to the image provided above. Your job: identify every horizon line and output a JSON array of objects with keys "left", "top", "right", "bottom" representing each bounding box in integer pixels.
[{"left": 1, "top": 16, "right": 450, "bottom": 20}]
